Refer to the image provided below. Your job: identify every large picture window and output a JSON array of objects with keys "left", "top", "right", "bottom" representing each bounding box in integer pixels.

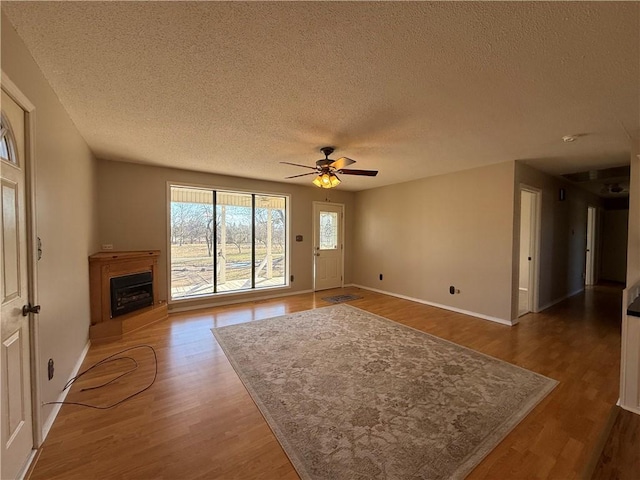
[{"left": 170, "top": 185, "right": 288, "bottom": 300}]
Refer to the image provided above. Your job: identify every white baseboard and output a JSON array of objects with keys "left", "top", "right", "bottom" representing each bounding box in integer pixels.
[
  {"left": 538, "top": 287, "right": 584, "bottom": 312},
  {"left": 16, "top": 449, "right": 37, "bottom": 480},
  {"left": 619, "top": 403, "right": 640, "bottom": 416},
  {"left": 169, "top": 289, "right": 314, "bottom": 313},
  {"left": 41, "top": 340, "right": 91, "bottom": 441},
  {"left": 351, "top": 284, "right": 514, "bottom": 326}
]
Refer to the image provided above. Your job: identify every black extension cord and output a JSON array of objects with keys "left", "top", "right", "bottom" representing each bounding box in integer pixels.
[{"left": 44, "top": 344, "right": 158, "bottom": 410}]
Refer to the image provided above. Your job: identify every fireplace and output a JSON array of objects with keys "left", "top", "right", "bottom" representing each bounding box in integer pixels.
[
  {"left": 110, "top": 271, "right": 154, "bottom": 318},
  {"left": 89, "top": 250, "right": 167, "bottom": 341}
]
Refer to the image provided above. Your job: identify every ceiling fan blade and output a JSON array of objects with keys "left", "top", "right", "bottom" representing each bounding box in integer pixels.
[
  {"left": 280, "top": 161, "right": 317, "bottom": 170},
  {"left": 330, "top": 157, "right": 356, "bottom": 170},
  {"left": 285, "top": 172, "right": 317, "bottom": 179},
  {"left": 338, "top": 168, "right": 378, "bottom": 177}
]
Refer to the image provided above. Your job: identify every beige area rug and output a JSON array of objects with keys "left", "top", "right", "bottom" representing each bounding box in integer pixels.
[{"left": 211, "top": 305, "right": 557, "bottom": 479}]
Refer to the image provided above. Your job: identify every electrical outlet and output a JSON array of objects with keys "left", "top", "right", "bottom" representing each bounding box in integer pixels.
[
  {"left": 102, "top": 244, "right": 113, "bottom": 250},
  {"left": 47, "top": 359, "right": 54, "bottom": 380}
]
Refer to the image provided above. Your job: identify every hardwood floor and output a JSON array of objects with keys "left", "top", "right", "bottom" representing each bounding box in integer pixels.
[
  {"left": 591, "top": 407, "right": 640, "bottom": 480},
  {"left": 29, "top": 285, "right": 626, "bottom": 479}
]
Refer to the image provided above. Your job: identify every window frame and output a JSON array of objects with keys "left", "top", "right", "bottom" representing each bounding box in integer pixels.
[{"left": 167, "top": 181, "right": 291, "bottom": 304}]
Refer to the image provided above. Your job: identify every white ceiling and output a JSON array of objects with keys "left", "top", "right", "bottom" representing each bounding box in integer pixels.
[{"left": 3, "top": 1, "right": 639, "bottom": 191}]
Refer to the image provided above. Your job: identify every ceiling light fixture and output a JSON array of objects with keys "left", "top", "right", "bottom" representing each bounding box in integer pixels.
[
  {"left": 281, "top": 147, "right": 377, "bottom": 188},
  {"left": 562, "top": 135, "right": 576, "bottom": 143},
  {"left": 313, "top": 172, "right": 341, "bottom": 189}
]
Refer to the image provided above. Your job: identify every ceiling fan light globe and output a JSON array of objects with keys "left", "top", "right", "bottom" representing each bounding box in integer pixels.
[{"left": 313, "top": 172, "right": 340, "bottom": 189}]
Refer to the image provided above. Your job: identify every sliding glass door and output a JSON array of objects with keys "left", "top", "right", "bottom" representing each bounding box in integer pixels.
[{"left": 169, "top": 185, "right": 288, "bottom": 301}]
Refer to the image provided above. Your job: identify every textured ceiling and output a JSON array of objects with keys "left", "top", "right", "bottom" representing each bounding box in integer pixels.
[{"left": 3, "top": 1, "right": 639, "bottom": 191}]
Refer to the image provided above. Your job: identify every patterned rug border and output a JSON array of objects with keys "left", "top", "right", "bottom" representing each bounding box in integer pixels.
[
  {"left": 213, "top": 317, "right": 316, "bottom": 479},
  {"left": 211, "top": 304, "right": 558, "bottom": 479}
]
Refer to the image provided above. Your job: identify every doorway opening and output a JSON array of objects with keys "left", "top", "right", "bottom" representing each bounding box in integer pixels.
[{"left": 518, "top": 187, "right": 540, "bottom": 317}]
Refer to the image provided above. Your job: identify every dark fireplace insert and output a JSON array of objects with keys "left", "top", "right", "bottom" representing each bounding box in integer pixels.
[{"left": 110, "top": 271, "right": 154, "bottom": 318}]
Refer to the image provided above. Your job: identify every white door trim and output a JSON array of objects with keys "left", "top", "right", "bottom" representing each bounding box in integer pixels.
[
  {"left": 519, "top": 185, "right": 541, "bottom": 314},
  {"left": 312, "top": 201, "right": 345, "bottom": 291},
  {"left": 1, "top": 72, "right": 42, "bottom": 453}
]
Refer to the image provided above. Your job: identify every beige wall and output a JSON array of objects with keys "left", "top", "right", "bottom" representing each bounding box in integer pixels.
[
  {"left": 96, "top": 159, "right": 355, "bottom": 308},
  {"left": 514, "top": 162, "right": 602, "bottom": 316},
  {"left": 2, "top": 13, "right": 99, "bottom": 433},
  {"left": 619, "top": 141, "right": 640, "bottom": 413},
  {"left": 352, "top": 161, "right": 516, "bottom": 323}
]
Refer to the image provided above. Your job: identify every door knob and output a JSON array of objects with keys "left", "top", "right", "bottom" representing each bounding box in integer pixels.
[{"left": 22, "top": 303, "right": 41, "bottom": 316}]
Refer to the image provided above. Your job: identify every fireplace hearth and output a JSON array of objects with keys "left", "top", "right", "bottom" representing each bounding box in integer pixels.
[
  {"left": 110, "top": 271, "right": 154, "bottom": 318},
  {"left": 89, "top": 250, "right": 167, "bottom": 341}
]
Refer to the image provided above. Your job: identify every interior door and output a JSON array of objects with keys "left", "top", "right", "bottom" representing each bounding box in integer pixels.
[
  {"left": 518, "top": 187, "right": 540, "bottom": 316},
  {"left": 585, "top": 206, "right": 596, "bottom": 286},
  {"left": 313, "top": 203, "right": 343, "bottom": 291},
  {"left": 518, "top": 190, "right": 532, "bottom": 316},
  {"left": 1, "top": 89, "right": 34, "bottom": 479}
]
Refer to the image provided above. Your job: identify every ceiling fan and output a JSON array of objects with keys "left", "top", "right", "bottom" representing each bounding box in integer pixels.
[
  {"left": 600, "top": 183, "right": 629, "bottom": 195},
  {"left": 281, "top": 147, "right": 378, "bottom": 189}
]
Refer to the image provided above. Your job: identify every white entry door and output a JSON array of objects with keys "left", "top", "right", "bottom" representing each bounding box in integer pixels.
[
  {"left": 1, "top": 88, "right": 34, "bottom": 479},
  {"left": 313, "top": 203, "right": 344, "bottom": 291}
]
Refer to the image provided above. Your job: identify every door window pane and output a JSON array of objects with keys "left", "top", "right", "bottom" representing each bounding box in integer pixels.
[
  {"left": 319, "top": 212, "right": 338, "bottom": 250},
  {"left": 0, "top": 113, "right": 18, "bottom": 164},
  {"left": 0, "top": 137, "right": 9, "bottom": 161}
]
